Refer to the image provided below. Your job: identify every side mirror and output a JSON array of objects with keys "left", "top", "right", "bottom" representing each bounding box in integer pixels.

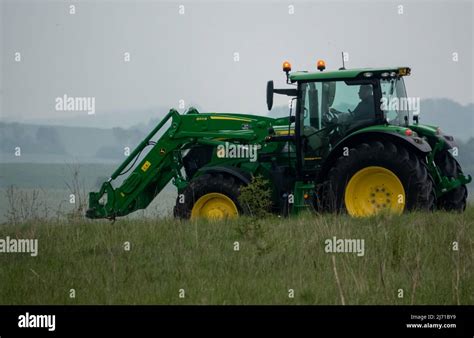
[{"left": 267, "top": 80, "right": 274, "bottom": 111}]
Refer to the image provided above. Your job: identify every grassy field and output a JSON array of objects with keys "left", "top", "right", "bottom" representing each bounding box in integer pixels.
[{"left": 0, "top": 208, "right": 472, "bottom": 305}]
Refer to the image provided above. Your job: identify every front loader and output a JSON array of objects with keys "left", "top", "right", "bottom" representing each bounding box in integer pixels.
[{"left": 86, "top": 60, "right": 471, "bottom": 220}]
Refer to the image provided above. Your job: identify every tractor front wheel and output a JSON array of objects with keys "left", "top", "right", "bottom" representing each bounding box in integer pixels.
[
  {"left": 173, "top": 173, "right": 243, "bottom": 220},
  {"left": 322, "top": 141, "right": 435, "bottom": 217}
]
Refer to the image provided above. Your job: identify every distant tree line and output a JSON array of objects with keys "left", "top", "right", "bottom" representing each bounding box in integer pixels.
[{"left": 0, "top": 123, "right": 66, "bottom": 155}]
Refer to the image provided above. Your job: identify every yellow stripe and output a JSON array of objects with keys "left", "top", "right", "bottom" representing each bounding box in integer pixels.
[
  {"left": 275, "top": 129, "right": 295, "bottom": 135},
  {"left": 304, "top": 157, "right": 322, "bottom": 160},
  {"left": 209, "top": 116, "right": 252, "bottom": 122}
]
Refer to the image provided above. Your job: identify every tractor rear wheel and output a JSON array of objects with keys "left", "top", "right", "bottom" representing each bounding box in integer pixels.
[
  {"left": 173, "top": 173, "right": 244, "bottom": 220},
  {"left": 434, "top": 150, "right": 468, "bottom": 211},
  {"left": 322, "top": 141, "right": 435, "bottom": 216}
]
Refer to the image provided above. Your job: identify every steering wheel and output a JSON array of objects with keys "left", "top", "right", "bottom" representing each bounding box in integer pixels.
[{"left": 322, "top": 107, "right": 344, "bottom": 127}]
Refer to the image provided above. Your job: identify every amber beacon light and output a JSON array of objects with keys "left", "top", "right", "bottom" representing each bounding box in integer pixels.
[{"left": 317, "top": 59, "right": 326, "bottom": 71}]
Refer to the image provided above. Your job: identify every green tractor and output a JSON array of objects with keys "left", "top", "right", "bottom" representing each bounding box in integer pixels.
[{"left": 86, "top": 60, "right": 471, "bottom": 220}]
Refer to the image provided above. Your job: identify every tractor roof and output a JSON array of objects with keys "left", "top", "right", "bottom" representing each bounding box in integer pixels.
[{"left": 289, "top": 67, "right": 410, "bottom": 82}]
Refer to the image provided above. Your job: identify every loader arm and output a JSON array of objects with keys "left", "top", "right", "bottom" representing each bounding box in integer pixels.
[{"left": 86, "top": 109, "right": 266, "bottom": 219}]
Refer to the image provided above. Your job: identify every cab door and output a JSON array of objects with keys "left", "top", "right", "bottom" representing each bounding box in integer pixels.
[{"left": 296, "top": 81, "right": 331, "bottom": 179}]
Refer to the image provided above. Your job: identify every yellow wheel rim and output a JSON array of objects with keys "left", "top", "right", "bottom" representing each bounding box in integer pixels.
[
  {"left": 344, "top": 166, "right": 405, "bottom": 217},
  {"left": 191, "top": 193, "right": 239, "bottom": 220}
]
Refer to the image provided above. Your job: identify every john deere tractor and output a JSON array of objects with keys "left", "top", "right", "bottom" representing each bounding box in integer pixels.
[{"left": 86, "top": 61, "right": 471, "bottom": 220}]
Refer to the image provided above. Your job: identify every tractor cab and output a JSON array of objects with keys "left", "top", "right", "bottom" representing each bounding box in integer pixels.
[{"left": 267, "top": 61, "right": 413, "bottom": 178}]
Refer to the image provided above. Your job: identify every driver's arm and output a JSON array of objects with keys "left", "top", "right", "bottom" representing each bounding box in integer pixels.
[{"left": 328, "top": 107, "right": 351, "bottom": 123}]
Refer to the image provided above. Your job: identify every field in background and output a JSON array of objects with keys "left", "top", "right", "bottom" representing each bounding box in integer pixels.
[
  {"left": 0, "top": 163, "right": 177, "bottom": 222},
  {"left": 0, "top": 209, "right": 472, "bottom": 305}
]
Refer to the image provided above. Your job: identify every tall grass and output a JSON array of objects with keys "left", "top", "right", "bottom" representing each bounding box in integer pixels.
[{"left": 0, "top": 208, "right": 472, "bottom": 305}]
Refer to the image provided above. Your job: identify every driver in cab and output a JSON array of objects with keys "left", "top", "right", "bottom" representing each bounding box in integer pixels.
[
  {"left": 328, "top": 84, "right": 375, "bottom": 124},
  {"left": 351, "top": 85, "right": 374, "bottom": 120}
]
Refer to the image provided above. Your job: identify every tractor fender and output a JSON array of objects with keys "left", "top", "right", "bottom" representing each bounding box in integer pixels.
[
  {"left": 197, "top": 166, "right": 252, "bottom": 185},
  {"left": 439, "top": 134, "right": 457, "bottom": 150},
  {"left": 319, "top": 131, "right": 432, "bottom": 181}
]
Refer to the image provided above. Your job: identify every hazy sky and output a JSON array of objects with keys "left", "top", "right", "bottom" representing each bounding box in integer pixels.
[{"left": 1, "top": 0, "right": 473, "bottom": 126}]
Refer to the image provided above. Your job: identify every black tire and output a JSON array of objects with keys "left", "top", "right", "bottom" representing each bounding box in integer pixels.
[
  {"left": 321, "top": 140, "right": 435, "bottom": 214},
  {"left": 173, "top": 173, "right": 244, "bottom": 219},
  {"left": 434, "top": 150, "right": 468, "bottom": 211}
]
